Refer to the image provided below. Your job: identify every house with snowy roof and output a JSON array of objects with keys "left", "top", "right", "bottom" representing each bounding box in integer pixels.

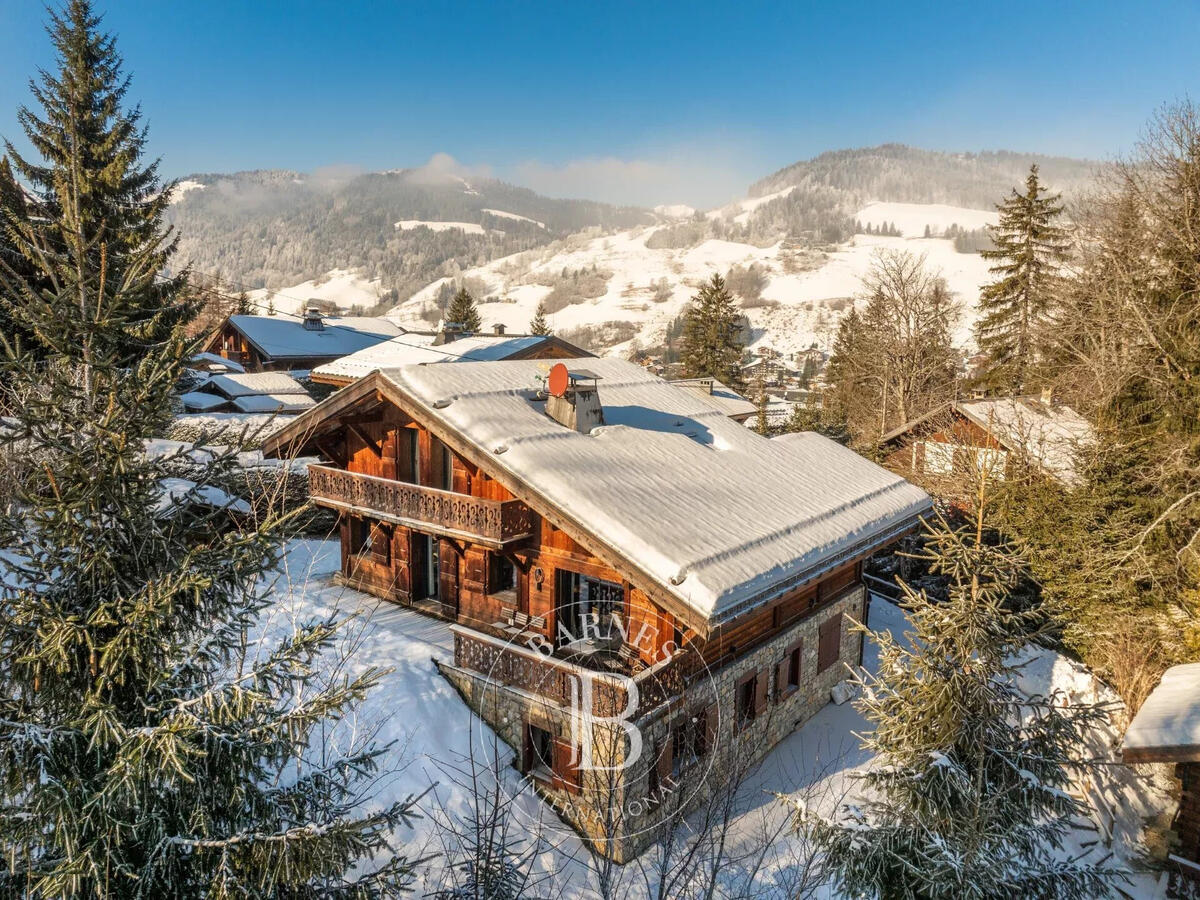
[
  {"left": 879, "top": 393, "right": 1096, "bottom": 489},
  {"left": 262, "top": 357, "right": 930, "bottom": 859},
  {"left": 179, "top": 371, "right": 316, "bottom": 414},
  {"left": 309, "top": 326, "right": 590, "bottom": 387},
  {"left": 203, "top": 308, "right": 408, "bottom": 372}
]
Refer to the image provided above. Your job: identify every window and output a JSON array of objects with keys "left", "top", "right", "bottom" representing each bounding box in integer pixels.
[
  {"left": 488, "top": 552, "right": 517, "bottom": 596},
  {"left": 349, "top": 517, "right": 388, "bottom": 563},
  {"left": 787, "top": 642, "right": 802, "bottom": 688},
  {"left": 397, "top": 428, "right": 419, "bottom": 483},
  {"left": 554, "top": 570, "right": 624, "bottom": 648},
  {"left": 736, "top": 673, "right": 758, "bottom": 729},
  {"left": 671, "top": 716, "right": 704, "bottom": 773},
  {"left": 818, "top": 613, "right": 843, "bottom": 673},
  {"left": 349, "top": 517, "right": 371, "bottom": 555},
  {"left": 413, "top": 534, "right": 439, "bottom": 602}
]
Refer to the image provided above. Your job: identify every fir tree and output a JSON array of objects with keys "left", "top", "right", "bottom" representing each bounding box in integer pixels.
[
  {"left": 529, "top": 301, "right": 551, "bottom": 336},
  {"left": 754, "top": 373, "right": 769, "bottom": 435},
  {"left": 0, "top": 0, "right": 190, "bottom": 368},
  {"left": 974, "top": 164, "right": 1070, "bottom": 394},
  {"left": 0, "top": 4, "right": 423, "bottom": 896},
  {"left": 789, "top": 494, "right": 1118, "bottom": 899},
  {"left": 446, "top": 286, "right": 482, "bottom": 332},
  {"left": 680, "top": 273, "right": 744, "bottom": 389}
]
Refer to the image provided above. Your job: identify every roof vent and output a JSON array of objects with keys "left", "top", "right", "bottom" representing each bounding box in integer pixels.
[
  {"left": 302, "top": 306, "right": 325, "bottom": 331},
  {"left": 545, "top": 364, "right": 605, "bottom": 434},
  {"left": 493, "top": 323, "right": 506, "bottom": 336}
]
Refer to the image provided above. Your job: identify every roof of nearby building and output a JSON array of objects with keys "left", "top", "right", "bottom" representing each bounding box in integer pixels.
[
  {"left": 207, "top": 371, "right": 311, "bottom": 399},
  {"left": 232, "top": 393, "right": 317, "bottom": 414},
  {"left": 310, "top": 333, "right": 582, "bottom": 384},
  {"left": 269, "top": 358, "right": 930, "bottom": 630},
  {"left": 668, "top": 378, "right": 757, "bottom": 421},
  {"left": 188, "top": 351, "right": 246, "bottom": 373},
  {"left": 879, "top": 396, "right": 1096, "bottom": 485},
  {"left": 179, "top": 390, "right": 228, "bottom": 412},
  {"left": 1123, "top": 663, "right": 1200, "bottom": 763},
  {"left": 224, "top": 314, "right": 406, "bottom": 361}
]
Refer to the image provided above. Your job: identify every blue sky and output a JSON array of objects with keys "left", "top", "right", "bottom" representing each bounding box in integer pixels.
[{"left": 1, "top": 0, "right": 1197, "bottom": 207}]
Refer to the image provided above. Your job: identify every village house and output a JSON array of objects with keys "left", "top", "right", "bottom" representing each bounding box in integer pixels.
[
  {"left": 179, "top": 370, "right": 317, "bottom": 414},
  {"left": 878, "top": 393, "right": 1096, "bottom": 489},
  {"left": 262, "top": 357, "right": 931, "bottom": 860},
  {"left": 204, "top": 308, "right": 409, "bottom": 372}
]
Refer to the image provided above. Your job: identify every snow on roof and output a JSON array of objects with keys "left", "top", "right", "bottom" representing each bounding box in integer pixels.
[
  {"left": 957, "top": 398, "right": 1095, "bottom": 485},
  {"left": 378, "top": 357, "right": 931, "bottom": 625},
  {"left": 669, "top": 378, "right": 757, "bottom": 420},
  {"left": 232, "top": 393, "right": 317, "bottom": 414},
  {"left": 311, "top": 334, "right": 554, "bottom": 382},
  {"left": 228, "top": 314, "right": 404, "bottom": 360},
  {"left": 188, "top": 351, "right": 245, "bottom": 373},
  {"left": 207, "top": 371, "right": 310, "bottom": 399},
  {"left": 179, "top": 390, "right": 228, "bottom": 412},
  {"left": 1123, "top": 663, "right": 1200, "bottom": 762},
  {"left": 154, "top": 477, "right": 251, "bottom": 516}
]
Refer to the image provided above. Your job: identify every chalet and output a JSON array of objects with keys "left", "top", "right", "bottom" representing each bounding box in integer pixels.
[
  {"left": 1123, "top": 664, "right": 1200, "bottom": 891},
  {"left": 879, "top": 394, "right": 1095, "bottom": 488},
  {"left": 203, "top": 308, "right": 407, "bottom": 372},
  {"left": 740, "top": 349, "right": 799, "bottom": 387},
  {"left": 179, "top": 371, "right": 316, "bottom": 414},
  {"left": 262, "top": 357, "right": 931, "bottom": 860},
  {"left": 310, "top": 329, "right": 590, "bottom": 387}
]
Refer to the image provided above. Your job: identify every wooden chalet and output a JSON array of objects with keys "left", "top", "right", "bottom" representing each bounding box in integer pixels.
[
  {"left": 263, "top": 357, "right": 931, "bottom": 859},
  {"left": 879, "top": 395, "right": 1095, "bottom": 489},
  {"left": 1123, "top": 664, "right": 1200, "bottom": 893},
  {"left": 204, "top": 309, "right": 407, "bottom": 372}
]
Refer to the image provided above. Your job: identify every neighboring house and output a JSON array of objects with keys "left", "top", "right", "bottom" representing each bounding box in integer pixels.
[
  {"left": 262, "top": 357, "right": 930, "bottom": 860},
  {"left": 1123, "top": 664, "right": 1200, "bottom": 891},
  {"left": 204, "top": 308, "right": 407, "bottom": 372},
  {"left": 180, "top": 371, "right": 316, "bottom": 414},
  {"left": 741, "top": 351, "right": 799, "bottom": 387},
  {"left": 310, "top": 329, "right": 590, "bottom": 387},
  {"left": 667, "top": 377, "right": 756, "bottom": 423},
  {"left": 879, "top": 394, "right": 1096, "bottom": 487}
]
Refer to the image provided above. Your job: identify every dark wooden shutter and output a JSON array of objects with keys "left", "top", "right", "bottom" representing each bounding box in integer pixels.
[
  {"left": 552, "top": 737, "right": 581, "bottom": 794},
  {"left": 701, "top": 703, "right": 719, "bottom": 754},
  {"left": 818, "top": 612, "right": 843, "bottom": 672},
  {"left": 656, "top": 735, "right": 674, "bottom": 788},
  {"left": 774, "top": 659, "right": 787, "bottom": 699},
  {"left": 521, "top": 724, "right": 534, "bottom": 773},
  {"left": 754, "top": 668, "right": 770, "bottom": 716}
]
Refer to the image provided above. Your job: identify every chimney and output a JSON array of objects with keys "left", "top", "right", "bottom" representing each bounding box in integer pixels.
[
  {"left": 302, "top": 306, "right": 325, "bottom": 331},
  {"left": 493, "top": 323, "right": 506, "bottom": 336},
  {"left": 433, "top": 322, "right": 464, "bottom": 346},
  {"left": 546, "top": 369, "right": 605, "bottom": 434}
]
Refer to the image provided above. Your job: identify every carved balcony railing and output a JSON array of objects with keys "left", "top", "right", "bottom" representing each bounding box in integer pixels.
[{"left": 308, "top": 465, "right": 534, "bottom": 547}]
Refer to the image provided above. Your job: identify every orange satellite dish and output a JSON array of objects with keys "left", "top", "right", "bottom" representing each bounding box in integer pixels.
[{"left": 547, "top": 362, "right": 569, "bottom": 397}]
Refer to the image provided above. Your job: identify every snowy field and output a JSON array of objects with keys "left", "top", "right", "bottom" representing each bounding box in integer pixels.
[
  {"left": 246, "top": 268, "right": 386, "bottom": 316},
  {"left": 266, "top": 539, "right": 1173, "bottom": 898}
]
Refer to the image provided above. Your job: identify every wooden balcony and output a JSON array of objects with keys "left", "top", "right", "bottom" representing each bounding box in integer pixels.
[{"left": 308, "top": 464, "right": 534, "bottom": 548}]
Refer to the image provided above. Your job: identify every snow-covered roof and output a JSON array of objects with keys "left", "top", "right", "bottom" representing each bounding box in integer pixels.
[
  {"left": 669, "top": 378, "right": 757, "bottom": 421},
  {"left": 311, "top": 333, "right": 558, "bottom": 383},
  {"left": 227, "top": 314, "right": 405, "bottom": 361},
  {"left": 179, "top": 390, "right": 228, "bottom": 412},
  {"left": 373, "top": 358, "right": 930, "bottom": 627},
  {"left": 188, "top": 351, "right": 245, "bottom": 373},
  {"left": 232, "top": 393, "right": 317, "bottom": 414},
  {"left": 1123, "top": 663, "right": 1200, "bottom": 763},
  {"left": 207, "top": 372, "right": 310, "bottom": 399},
  {"left": 956, "top": 398, "right": 1094, "bottom": 486}
]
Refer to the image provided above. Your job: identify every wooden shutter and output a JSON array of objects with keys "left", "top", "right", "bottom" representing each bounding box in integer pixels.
[
  {"left": 701, "top": 703, "right": 719, "bottom": 754},
  {"left": 521, "top": 724, "right": 534, "bottom": 773},
  {"left": 552, "top": 737, "right": 581, "bottom": 794},
  {"left": 818, "top": 612, "right": 843, "bottom": 672},
  {"left": 774, "top": 659, "right": 787, "bottom": 699},
  {"left": 754, "top": 668, "right": 770, "bottom": 716},
  {"left": 656, "top": 735, "right": 674, "bottom": 788}
]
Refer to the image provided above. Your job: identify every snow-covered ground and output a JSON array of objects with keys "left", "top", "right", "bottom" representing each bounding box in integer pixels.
[
  {"left": 268, "top": 539, "right": 1173, "bottom": 898},
  {"left": 387, "top": 203, "right": 993, "bottom": 356},
  {"left": 395, "top": 219, "right": 487, "bottom": 235},
  {"left": 855, "top": 199, "right": 998, "bottom": 237},
  {"left": 482, "top": 208, "right": 546, "bottom": 228},
  {"left": 246, "top": 268, "right": 386, "bottom": 316}
]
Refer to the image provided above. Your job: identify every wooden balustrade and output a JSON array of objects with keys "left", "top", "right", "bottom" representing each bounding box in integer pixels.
[{"left": 308, "top": 464, "right": 533, "bottom": 546}]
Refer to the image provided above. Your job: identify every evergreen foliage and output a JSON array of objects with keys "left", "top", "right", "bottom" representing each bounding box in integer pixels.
[
  {"left": 679, "top": 273, "right": 744, "bottom": 389},
  {"left": 0, "top": 4, "right": 423, "bottom": 895},
  {"left": 974, "top": 164, "right": 1070, "bottom": 394},
  {"left": 528, "top": 301, "right": 550, "bottom": 336},
  {"left": 791, "top": 497, "right": 1117, "bottom": 899},
  {"left": 754, "top": 374, "right": 769, "bottom": 435},
  {"left": 446, "top": 286, "right": 482, "bottom": 332}
]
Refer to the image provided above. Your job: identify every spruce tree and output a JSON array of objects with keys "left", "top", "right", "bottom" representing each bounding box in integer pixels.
[
  {"left": 754, "top": 373, "right": 769, "bottom": 435},
  {"left": 0, "top": 0, "right": 189, "bottom": 367},
  {"left": 529, "top": 301, "right": 551, "bottom": 336},
  {"left": 790, "top": 496, "right": 1118, "bottom": 899},
  {"left": 680, "top": 273, "right": 744, "bottom": 389},
  {"left": 974, "top": 164, "right": 1070, "bottom": 394},
  {"left": 446, "top": 286, "right": 482, "bottom": 332},
  {"left": 0, "top": 4, "right": 422, "bottom": 896}
]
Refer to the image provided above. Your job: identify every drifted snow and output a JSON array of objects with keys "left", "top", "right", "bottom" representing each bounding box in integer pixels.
[{"left": 381, "top": 357, "right": 931, "bottom": 624}]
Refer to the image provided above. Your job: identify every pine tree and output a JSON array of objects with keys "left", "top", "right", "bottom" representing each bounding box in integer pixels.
[
  {"left": 529, "top": 301, "right": 551, "bottom": 336},
  {"left": 0, "top": 4, "right": 423, "bottom": 896},
  {"left": 974, "top": 164, "right": 1070, "bottom": 394},
  {"left": 235, "top": 290, "right": 251, "bottom": 315},
  {"left": 0, "top": 0, "right": 189, "bottom": 368},
  {"left": 446, "top": 286, "right": 482, "bottom": 332},
  {"left": 754, "top": 373, "right": 769, "bottom": 435},
  {"left": 680, "top": 273, "right": 744, "bottom": 389},
  {"left": 789, "top": 495, "right": 1118, "bottom": 899}
]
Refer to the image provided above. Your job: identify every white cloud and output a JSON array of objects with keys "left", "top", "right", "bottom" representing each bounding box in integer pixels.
[
  {"left": 406, "top": 152, "right": 493, "bottom": 186},
  {"left": 507, "top": 153, "right": 753, "bottom": 210}
]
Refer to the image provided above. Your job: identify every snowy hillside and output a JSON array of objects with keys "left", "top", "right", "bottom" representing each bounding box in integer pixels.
[
  {"left": 245, "top": 268, "right": 386, "bottom": 316},
  {"left": 384, "top": 200, "right": 996, "bottom": 356}
]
